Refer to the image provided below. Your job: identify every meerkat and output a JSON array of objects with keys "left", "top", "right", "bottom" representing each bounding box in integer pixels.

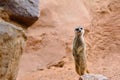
[{"left": 72, "top": 27, "right": 89, "bottom": 76}]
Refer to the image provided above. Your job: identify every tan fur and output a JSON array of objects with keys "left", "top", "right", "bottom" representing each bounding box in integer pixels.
[{"left": 73, "top": 27, "right": 89, "bottom": 76}]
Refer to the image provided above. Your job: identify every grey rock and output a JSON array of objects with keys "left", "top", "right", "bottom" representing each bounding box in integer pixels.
[
  {"left": 4, "top": 0, "right": 40, "bottom": 26},
  {"left": 80, "top": 74, "right": 109, "bottom": 80},
  {"left": 0, "top": 21, "right": 26, "bottom": 80}
]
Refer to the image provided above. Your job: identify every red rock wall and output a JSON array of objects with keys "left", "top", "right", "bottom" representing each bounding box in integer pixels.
[{"left": 82, "top": 0, "right": 120, "bottom": 79}]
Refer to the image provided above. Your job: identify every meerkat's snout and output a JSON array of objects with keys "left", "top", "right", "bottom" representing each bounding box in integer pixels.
[
  {"left": 75, "top": 27, "right": 83, "bottom": 32},
  {"left": 75, "top": 27, "right": 84, "bottom": 36}
]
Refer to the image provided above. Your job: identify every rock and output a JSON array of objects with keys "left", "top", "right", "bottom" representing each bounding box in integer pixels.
[
  {"left": 80, "top": 74, "right": 109, "bottom": 80},
  {"left": 0, "top": 0, "right": 6, "bottom": 7},
  {"left": 0, "top": 21, "right": 26, "bottom": 80},
  {"left": 0, "top": 0, "right": 5, "bottom": 3},
  {"left": 4, "top": 0, "right": 40, "bottom": 26},
  {"left": 47, "top": 60, "right": 65, "bottom": 69}
]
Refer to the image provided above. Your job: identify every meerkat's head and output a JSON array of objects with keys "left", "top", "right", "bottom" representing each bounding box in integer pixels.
[{"left": 74, "top": 27, "right": 85, "bottom": 36}]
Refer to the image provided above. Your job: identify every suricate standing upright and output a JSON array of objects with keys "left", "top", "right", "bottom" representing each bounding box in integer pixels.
[{"left": 72, "top": 27, "right": 89, "bottom": 76}]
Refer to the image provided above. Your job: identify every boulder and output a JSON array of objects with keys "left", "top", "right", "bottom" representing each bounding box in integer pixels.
[
  {"left": 4, "top": 0, "right": 40, "bottom": 26},
  {"left": 80, "top": 74, "right": 109, "bottom": 80},
  {"left": 0, "top": 0, "right": 5, "bottom": 6},
  {"left": 0, "top": 21, "right": 26, "bottom": 80}
]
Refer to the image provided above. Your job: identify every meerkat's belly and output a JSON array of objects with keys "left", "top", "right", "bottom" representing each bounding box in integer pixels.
[
  {"left": 74, "top": 51, "right": 87, "bottom": 66},
  {"left": 74, "top": 54, "right": 87, "bottom": 63}
]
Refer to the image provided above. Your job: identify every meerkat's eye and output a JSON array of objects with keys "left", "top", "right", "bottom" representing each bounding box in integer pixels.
[
  {"left": 80, "top": 28, "right": 83, "bottom": 30},
  {"left": 75, "top": 28, "right": 79, "bottom": 31}
]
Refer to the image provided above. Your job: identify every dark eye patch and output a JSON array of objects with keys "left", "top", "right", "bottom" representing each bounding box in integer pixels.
[
  {"left": 75, "top": 28, "right": 79, "bottom": 31},
  {"left": 80, "top": 27, "right": 83, "bottom": 30}
]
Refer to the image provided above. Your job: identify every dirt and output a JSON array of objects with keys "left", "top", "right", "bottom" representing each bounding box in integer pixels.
[{"left": 17, "top": 0, "right": 120, "bottom": 80}]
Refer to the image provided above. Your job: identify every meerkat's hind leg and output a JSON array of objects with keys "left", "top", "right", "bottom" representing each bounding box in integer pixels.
[
  {"left": 75, "top": 64, "right": 81, "bottom": 75},
  {"left": 84, "top": 67, "right": 89, "bottom": 74},
  {"left": 81, "top": 70, "right": 85, "bottom": 75},
  {"left": 81, "top": 68, "right": 89, "bottom": 75}
]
